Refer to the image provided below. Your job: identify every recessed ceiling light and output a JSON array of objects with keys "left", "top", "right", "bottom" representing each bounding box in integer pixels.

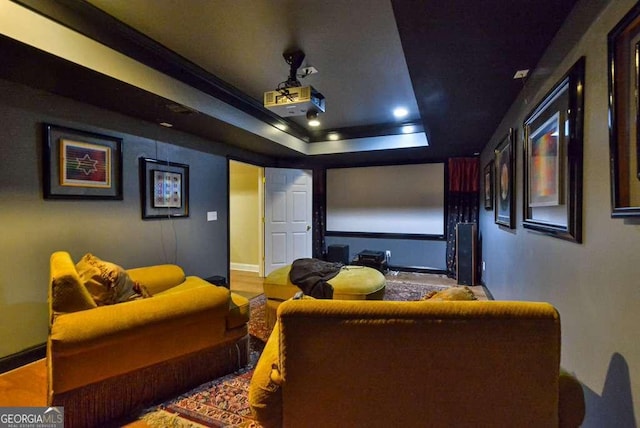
[
  {"left": 306, "top": 109, "right": 321, "bottom": 127},
  {"left": 275, "top": 123, "right": 288, "bottom": 131},
  {"left": 328, "top": 132, "right": 340, "bottom": 141},
  {"left": 159, "top": 122, "right": 173, "bottom": 128},
  {"left": 401, "top": 124, "right": 415, "bottom": 134},
  {"left": 393, "top": 107, "right": 409, "bottom": 118},
  {"left": 513, "top": 69, "right": 529, "bottom": 79}
]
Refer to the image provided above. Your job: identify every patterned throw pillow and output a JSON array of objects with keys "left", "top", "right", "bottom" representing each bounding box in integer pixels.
[
  {"left": 422, "top": 286, "right": 477, "bottom": 301},
  {"left": 75, "top": 253, "right": 149, "bottom": 305}
]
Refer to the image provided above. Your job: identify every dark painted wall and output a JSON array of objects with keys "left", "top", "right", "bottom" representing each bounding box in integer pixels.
[
  {"left": 0, "top": 78, "right": 271, "bottom": 358},
  {"left": 324, "top": 236, "right": 446, "bottom": 271},
  {"left": 478, "top": 0, "right": 640, "bottom": 425}
]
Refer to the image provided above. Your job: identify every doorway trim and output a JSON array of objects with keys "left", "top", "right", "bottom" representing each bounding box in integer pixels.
[{"left": 228, "top": 158, "right": 265, "bottom": 279}]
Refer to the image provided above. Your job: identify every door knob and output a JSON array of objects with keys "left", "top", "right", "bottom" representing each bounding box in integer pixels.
[{"left": 306, "top": 225, "right": 311, "bottom": 231}]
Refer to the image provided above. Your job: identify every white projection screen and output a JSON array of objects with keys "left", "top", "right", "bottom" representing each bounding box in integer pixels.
[{"left": 326, "top": 163, "right": 445, "bottom": 235}]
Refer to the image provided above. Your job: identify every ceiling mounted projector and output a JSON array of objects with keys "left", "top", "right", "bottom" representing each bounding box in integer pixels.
[
  {"left": 264, "top": 85, "right": 325, "bottom": 117},
  {"left": 264, "top": 49, "right": 325, "bottom": 117}
]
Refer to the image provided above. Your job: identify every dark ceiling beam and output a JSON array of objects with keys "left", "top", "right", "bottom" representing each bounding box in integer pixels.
[
  {"left": 0, "top": 33, "right": 305, "bottom": 159},
  {"left": 11, "top": 0, "right": 310, "bottom": 141}
]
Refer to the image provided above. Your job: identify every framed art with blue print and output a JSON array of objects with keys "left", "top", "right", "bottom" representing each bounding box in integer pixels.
[{"left": 140, "top": 157, "right": 189, "bottom": 219}]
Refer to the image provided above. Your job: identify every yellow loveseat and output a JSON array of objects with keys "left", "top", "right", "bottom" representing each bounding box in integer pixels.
[
  {"left": 249, "top": 299, "right": 585, "bottom": 428},
  {"left": 48, "top": 251, "right": 250, "bottom": 427}
]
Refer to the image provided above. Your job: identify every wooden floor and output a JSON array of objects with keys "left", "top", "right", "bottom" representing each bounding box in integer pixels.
[
  {"left": 229, "top": 269, "right": 265, "bottom": 299},
  {"left": 0, "top": 359, "right": 46, "bottom": 407}
]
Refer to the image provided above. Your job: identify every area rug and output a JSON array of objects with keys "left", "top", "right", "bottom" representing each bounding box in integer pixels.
[
  {"left": 141, "top": 277, "right": 453, "bottom": 427},
  {"left": 384, "top": 275, "right": 451, "bottom": 301},
  {"left": 141, "top": 296, "right": 267, "bottom": 428}
]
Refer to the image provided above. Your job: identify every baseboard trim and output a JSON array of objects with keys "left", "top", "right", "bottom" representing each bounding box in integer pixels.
[
  {"left": 388, "top": 265, "right": 448, "bottom": 275},
  {"left": 230, "top": 263, "right": 259, "bottom": 272},
  {"left": 0, "top": 343, "right": 46, "bottom": 374},
  {"left": 481, "top": 285, "right": 495, "bottom": 300},
  {"left": 479, "top": 280, "right": 495, "bottom": 300}
]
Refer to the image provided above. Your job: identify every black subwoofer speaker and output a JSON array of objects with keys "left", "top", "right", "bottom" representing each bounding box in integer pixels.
[
  {"left": 456, "top": 223, "right": 477, "bottom": 285},
  {"left": 327, "top": 244, "right": 350, "bottom": 264}
]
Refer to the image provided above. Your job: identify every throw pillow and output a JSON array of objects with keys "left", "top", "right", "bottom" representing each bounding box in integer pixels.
[
  {"left": 75, "top": 253, "right": 149, "bottom": 305},
  {"left": 422, "top": 286, "right": 477, "bottom": 301}
]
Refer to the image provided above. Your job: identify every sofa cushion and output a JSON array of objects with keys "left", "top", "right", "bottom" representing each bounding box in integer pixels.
[
  {"left": 422, "top": 286, "right": 477, "bottom": 301},
  {"left": 76, "top": 254, "right": 149, "bottom": 305},
  {"left": 153, "top": 276, "right": 209, "bottom": 296},
  {"left": 126, "top": 264, "right": 187, "bottom": 295}
]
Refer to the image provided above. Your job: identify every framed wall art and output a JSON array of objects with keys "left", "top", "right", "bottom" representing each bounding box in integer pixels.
[
  {"left": 484, "top": 160, "right": 494, "bottom": 210},
  {"left": 523, "top": 57, "right": 584, "bottom": 242},
  {"left": 140, "top": 157, "right": 189, "bottom": 219},
  {"left": 494, "top": 128, "right": 516, "bottom": 228},
  {"left": 43, "top": 123, "right": 123, "bottom": 200},
  {"left": 608, "top": 2, "right": 640, "bottom": 217},
  {"left": 528, "top": 112, "right": 561, "bottom": 207}
]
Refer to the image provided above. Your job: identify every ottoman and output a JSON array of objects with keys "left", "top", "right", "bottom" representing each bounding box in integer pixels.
[{"left": 263, "top": 264, "right": 386, "bottom": 329}]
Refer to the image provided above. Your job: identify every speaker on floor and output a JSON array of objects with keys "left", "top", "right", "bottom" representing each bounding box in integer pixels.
[
  {"left": 327, "top": 244, "right": 350, "bottom": 264},
  {"left": 456, "top": 223, "right": 477, "bottom": 285}
]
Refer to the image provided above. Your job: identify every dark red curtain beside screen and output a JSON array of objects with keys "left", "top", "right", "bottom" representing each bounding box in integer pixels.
[{"left": 446, "top": 158, "right": 480, "bottom": 278}]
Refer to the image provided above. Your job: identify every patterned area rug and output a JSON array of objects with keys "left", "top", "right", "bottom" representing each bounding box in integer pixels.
[
  {"left": 384, "top": 272, "right": 453, "bottom": 301},
  {"left": 141, "top": 296, "right": 267, "bottom": 428},
  {"left": 141, "top": 278, "right": 453, "bottom": 427}
]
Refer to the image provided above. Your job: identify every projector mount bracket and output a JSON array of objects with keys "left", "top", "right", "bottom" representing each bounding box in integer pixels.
[
  {"left": 282, "top": 50, "right": 305, "bottom": 88},
  {"left": 266, "top": 49, "right": 324, "bottom": 116}
]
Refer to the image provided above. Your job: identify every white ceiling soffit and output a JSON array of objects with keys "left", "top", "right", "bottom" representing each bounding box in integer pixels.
[
  {"left": 308, "top": 133, "right": 429, "bottom": 155},
  {"left": 0, "top": 1, "right": 428, "bottom": 155}
]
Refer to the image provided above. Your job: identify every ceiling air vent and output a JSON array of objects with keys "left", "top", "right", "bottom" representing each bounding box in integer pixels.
[
  {"left": 165, "top": 103, "right": 198, "bottom": 115},
  {"left": 264, "top": 91, "right": 275, "bottom": 105}
]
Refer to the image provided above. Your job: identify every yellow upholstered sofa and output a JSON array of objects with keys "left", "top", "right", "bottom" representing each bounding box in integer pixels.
[
  {"left": 249, "top": 299, "right": 585, "bottom": 428},
  {"left": 48, "top": 251, "right": 250, "bottom": 427}
]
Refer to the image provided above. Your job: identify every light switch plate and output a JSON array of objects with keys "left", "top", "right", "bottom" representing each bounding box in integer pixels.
[{"left": 207, "top": 211, "right": 217, "bottom": 221}]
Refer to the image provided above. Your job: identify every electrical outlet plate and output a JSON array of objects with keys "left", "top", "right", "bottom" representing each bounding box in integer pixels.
[{"left": 299, "top": 66, "right": 318, "bottom": 77}]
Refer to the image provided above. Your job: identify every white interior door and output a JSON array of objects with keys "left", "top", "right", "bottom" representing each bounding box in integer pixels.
[{"left": 264, "top": 168, "right": 313, "bottom": 275}]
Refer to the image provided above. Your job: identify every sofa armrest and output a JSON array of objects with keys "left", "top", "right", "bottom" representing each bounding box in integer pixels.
[
  {"left": 249, "top": 320, "right": 282, "bottom": 428},
  {"left": 49, "top": 284, "right": 231, "bottom": 393},
  {"left": 559, "top": 370, "right": 585, "bottom": 428},
  {"left": 126, "top": 264, "right": 186, "bottom": 295}
]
